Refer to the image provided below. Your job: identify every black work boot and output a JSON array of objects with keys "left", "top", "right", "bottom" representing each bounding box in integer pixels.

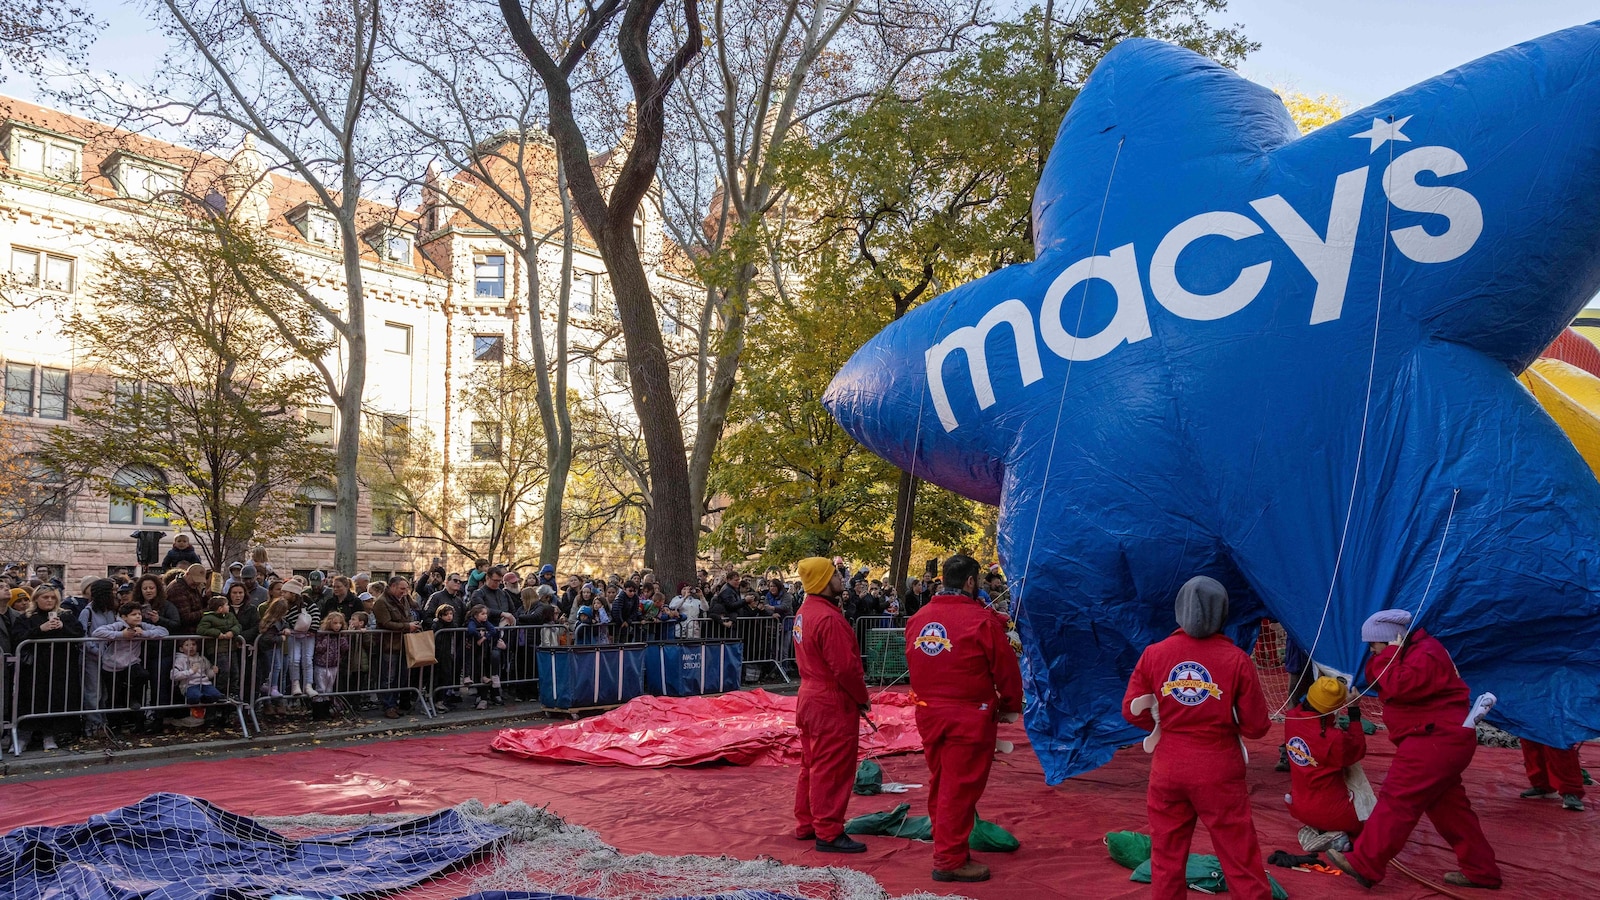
[{"left": 814, "top": 834, "right": 867, "bottom": 854}]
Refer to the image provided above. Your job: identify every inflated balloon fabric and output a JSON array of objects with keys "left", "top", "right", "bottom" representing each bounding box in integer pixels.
[{"left": 824, "top": 25, "right": 1600, "bottom": 782}]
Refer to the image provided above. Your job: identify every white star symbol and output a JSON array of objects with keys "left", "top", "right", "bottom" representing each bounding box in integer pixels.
[{"left": 1350, "top": 115, "right": 1413, "bottom": 153}]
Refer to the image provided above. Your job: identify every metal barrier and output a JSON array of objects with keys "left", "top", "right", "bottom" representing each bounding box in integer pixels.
[
  {"left": 853, "top": 615, "right": 906, "bottom": 657},
  {"left": 9, "top": 634, "right": 255, "bottom": 754},
  {"left": 1, "top": 652, "right": 9, "bottom": 759},
  {"left": 251, "top": 629, "right": 435, "bottom": 718},
  {"left": 429, "top": 623, "right": 567, "bottom": 708},
  {"left": 704, "top": 615, "right": 791, "bottom": 683}
]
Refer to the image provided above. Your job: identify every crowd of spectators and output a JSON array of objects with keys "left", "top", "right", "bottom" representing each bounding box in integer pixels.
[{"left": 0, "top": 547, "right": 1011, "bottom": 754}]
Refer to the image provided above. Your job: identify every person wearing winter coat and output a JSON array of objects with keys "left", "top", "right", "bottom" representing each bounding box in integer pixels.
[{"left": 14, "top": 586, "right": 84, "bottom": 750}]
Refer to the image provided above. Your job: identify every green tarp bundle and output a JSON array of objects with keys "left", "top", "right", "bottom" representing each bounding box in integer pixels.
[
  {"left": 1106, "top": 830, "right": 1288, "bottom": 899},
  {"left": 845, "top": 803, "right": 1019, "bottom": 851},
  {"left": 854, "top": 760, "right": 883, "bottom": 795}
]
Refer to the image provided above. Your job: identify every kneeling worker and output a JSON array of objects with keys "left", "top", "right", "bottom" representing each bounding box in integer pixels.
[
  {"left": 1123, "top": 576, "right": 1273, "bottom": 900},
  {"left": 792, "top": 556, "right": 871, "bottom": 853},
  {"left": 1284, "top": 676, "right": 1368, "bottom": 849},
  {"left": 905, "top": 554, "right": 1024, "bottom": 883}
]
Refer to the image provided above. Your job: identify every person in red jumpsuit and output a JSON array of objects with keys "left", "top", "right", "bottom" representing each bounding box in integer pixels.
[
  {"left": 1284, "top": 676, "right": 1367, "bottom": 843},
  {"left": 1326, "top": 609, "right": 1502, "bottom": 890},
  {"left": 791, "top": 556, "right": 871, "bottom": 853},
  {"left": 1123, "top": 575, "right": 1273, "bottom": 900},
  {"left": 1520, "top": 740, "right": 1585, "bottom": 811},
  {"left": 904, "top": 553, "right": 1024, "bottom": 883}
]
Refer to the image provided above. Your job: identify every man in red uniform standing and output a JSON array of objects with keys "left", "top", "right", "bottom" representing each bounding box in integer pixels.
[
  {"left": 904, "top": 554, "right": 1024, "bottom": 883},
  {"left": 791, "top": 556, "right": 870, "bottom": 853},
  {"left": 1520, "top": 740, "right": 1585, "bottom": 812},
  {"left": 1123, "top": 576, "right": 1273, "bottom": 900},
  {"left": 1326, "top": 609, "right": 1502, "bottom": 890},
  {"left": 1284, "top": 676, "right": 1368, "bottom": 846}
]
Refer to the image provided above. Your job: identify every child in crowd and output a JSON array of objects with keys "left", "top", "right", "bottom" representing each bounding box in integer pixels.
[
  {"left": 92, "top": 601, "right": 170, "bottom": 732},
  {"left": 313, "top": 611, "right": 350, "bottom": 696},
  {"left": 465, "top": 604, "right": 504, "bottom": 710},
  {"left": 170, "top": 637, "right": 224, "bottom": 728},
  {"left": 196, "top": 592, "right": 242, "bottom": 690},
  {"left": 432, "top": 604, "right": 461, "bottom": 711},
  {"left": 257, "top": 596, "right": 288, "bottom": 699},
  {"left": 573, "top": 605, "right": 600, "bottom": 645}
]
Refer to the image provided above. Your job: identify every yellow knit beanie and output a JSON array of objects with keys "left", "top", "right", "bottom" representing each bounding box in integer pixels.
[
  {"left": 798, "top": 557, "right": 835, "bottom": 596},
  {"left": 1306, "top": 676, "right": 1348, "bottom": 714}
]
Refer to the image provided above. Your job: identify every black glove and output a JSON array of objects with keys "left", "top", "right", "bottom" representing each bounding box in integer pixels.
[{"left": 1348, "top": 702, "right": 1362, "bottom": 721}]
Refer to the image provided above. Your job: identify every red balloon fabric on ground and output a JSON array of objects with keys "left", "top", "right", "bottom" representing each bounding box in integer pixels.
[{"left": 490, "top": 689, "right": 922, "bottom": 767}]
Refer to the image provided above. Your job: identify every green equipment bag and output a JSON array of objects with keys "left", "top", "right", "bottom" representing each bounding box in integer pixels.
[
  {"left": 1104, "top": 830, "right": 1153, "bottom": 868},
  {"left": 1129, "top": 854, "right": 1288, "bottom": 899},
  {"left": 854, "top": 760, "right": 884, "bottom": 795},
  {"left": 845, "top": 804, "right": 1020, "bottom": 850}
]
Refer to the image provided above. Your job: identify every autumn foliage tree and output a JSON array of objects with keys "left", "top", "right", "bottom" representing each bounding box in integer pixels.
[{"left": 37, "top": 215, "right": 333, "bottom": 568}]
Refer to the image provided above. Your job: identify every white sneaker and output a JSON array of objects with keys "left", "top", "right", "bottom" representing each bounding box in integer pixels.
[
  {"left": 490, "top": 676, "right": 502, "bottom": 688},
  {"left": 42, "top": 735, "right": 58, "bottom": 751},
  {"left": 290, "top": 683, "right": 304, "bottom": 696},
  {"left": 305, "top": 686, "right": 320, "bottom": 698}
]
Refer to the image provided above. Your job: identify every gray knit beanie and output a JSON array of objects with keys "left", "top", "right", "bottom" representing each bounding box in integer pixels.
[{"left": 1175, "top": 575, "right": 1229, "bottom": 638}]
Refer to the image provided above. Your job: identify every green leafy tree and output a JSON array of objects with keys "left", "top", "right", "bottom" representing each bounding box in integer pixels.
[
  {"left": 705, "top": 293, "right": 974, "bottom": 569},
  {"left": 774, "top": 2, "right": 1256, "bottom": 587},
  {"left": 38, "top": 216, "right": 334, "bottom": 567}
]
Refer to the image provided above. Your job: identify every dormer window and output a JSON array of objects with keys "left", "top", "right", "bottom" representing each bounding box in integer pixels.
[
  {"left": 287, "top": 202, "right": 341, "bottom": 246},
  {"left": 1, "top": 122, "right": 83, "bottom": 181},
  {"left": 102, "top": 150, "right": 183, "bottom": 203},
  {"left": 364, "top": 225, "right": 413, "bottom": 264}
]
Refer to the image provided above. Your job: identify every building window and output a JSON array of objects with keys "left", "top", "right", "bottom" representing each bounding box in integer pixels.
[
  {"left": 371, "top": 492, "right": 414, "bottom": 536},
  {"left": 5, "top": 363, "right": 33, "bottom": 415},
  {"left": 5, "top": 455, "right": 69, "bottom": 523},
  {"left": 368, "top": 227, "right": 413, "bottom": 264},
  {"left": 110, "top": 464, "right": 169, "bottom": 526},
  {"left": 571, "top": 272, "right": 594, "bottom": 316},
  {"left": 379, "top": 413, "right": 409, "bottom": 453},
  {"left": 633, "top": 212, "right": 645, "bottom": 248},
  {"left": 473, "top": 334, "right": 504, "bottom": 363},
  {"left": 293, "top": 481, "right": 337, "bottom": 534},
  {"left": 384, "top": 321, "right": 412, "bottom": 355},
  {"left": 38, "top": 367, "right": 67, "bottom": 419},
  {"left": 470, "top": 421, "right": 502, "bottom": 461},
  {"left": 305, "top": 406, "right": 334, "bottom": 445},
  {"left": 610, "top": 359, "right": 628, "bottom": 385},
  {"left": 661, "top": 298, "right": 678, "bottom": 336},
  {"left": 4, "top": 125, "right": 82, "bottom": 180},
  {"left": 10, "top": 248, "right": 74, "bottom": 292},
  {"left": 467, "top": 491, "right": 499, "bottom": 539},
  {"left": 474, "top": 253, "right": 506, "bottom": 298}
]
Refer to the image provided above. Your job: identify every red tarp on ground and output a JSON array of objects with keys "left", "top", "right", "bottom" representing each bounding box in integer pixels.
[
  {"left": 490, "top": 689, "right": 922, "bottom": 767},
  {"left": 1, "top": 722, "right": 1593, "bottom": 899}
]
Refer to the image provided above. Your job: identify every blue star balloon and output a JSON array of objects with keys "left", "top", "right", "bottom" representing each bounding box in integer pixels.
[{"left": 824, "top": 24, "right": 1600, "bottom": 782}]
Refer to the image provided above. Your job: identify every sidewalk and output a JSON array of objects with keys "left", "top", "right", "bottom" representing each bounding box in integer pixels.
[{"left": 1, "top": 679, "right": 802, "bottom": 781}]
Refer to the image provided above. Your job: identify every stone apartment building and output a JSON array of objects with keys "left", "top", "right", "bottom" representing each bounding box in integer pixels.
[{"left": 0, "top": 96, "right": 700, "bottom": 587}]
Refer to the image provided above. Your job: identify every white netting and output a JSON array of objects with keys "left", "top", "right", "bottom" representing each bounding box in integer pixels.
[{"left": 258, "top": 800, "right": 965, "bottom": 900}]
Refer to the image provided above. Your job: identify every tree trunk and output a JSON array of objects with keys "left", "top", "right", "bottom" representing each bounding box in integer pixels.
[
  {"left": 540, "top": 160, "right": 577, "bottom": 568},
  {"left": 889, "top": 468, "right": 920, "bottom": 593},
  {"left": 334, "top": 238, "right": 368, "bottom": 576},
  {"left": 686, "top": 269, "right": 752, "bottom": 523},
  {"left": 602, "top": 228, "right": 697, "bottom": 588}
]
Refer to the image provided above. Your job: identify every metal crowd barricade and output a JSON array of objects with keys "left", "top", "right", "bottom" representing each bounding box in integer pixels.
[
  {"left": 9, "top": 634, "right": 255, "bottom": 754},
  {"left": 706, "top": 615, "right": 790, "bottom": 683},
  {"left": 429, "top": 623, "right": 568, "bottom": 707},
  {"left": 251, "top": 629, "right": 435, "bottom": 718},
  {"left": 1, "top": 652, "right": 10, "bottom": 759}
]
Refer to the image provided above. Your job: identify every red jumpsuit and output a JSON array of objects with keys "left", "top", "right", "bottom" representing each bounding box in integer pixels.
[
  {"left": 792, "top": 594, "right": 870, "bottom": 841},
  {"left": 1344, "top": 630, "right": 1501, "bottom": 887},
  {"left": 1123, "top": 629, "right": 1273, "bottom": 900},
  {"left": 1522, "top": 740, "right": 1585, "bottom": 798},
  {"left": 904, "top": 593, "right": 1024, "bottom": 872},
  {"left": 1283, "top": 709, "right": 1366, "bottom": 835}
]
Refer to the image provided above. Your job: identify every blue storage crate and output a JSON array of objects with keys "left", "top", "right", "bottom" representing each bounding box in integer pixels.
[
  {"left": 537, "top": 644, "right": 646, "bottom": 709},
  {"left": 645, "top": 640, "right": 744, "bottom": 696}
]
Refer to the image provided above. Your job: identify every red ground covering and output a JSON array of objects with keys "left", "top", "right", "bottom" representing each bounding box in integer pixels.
[
  {"left": 491, "top": 690, "right": 923, "bottom": 766},
  {"left": 0, "top": 721, "right": 1591, "bottom": 899}
]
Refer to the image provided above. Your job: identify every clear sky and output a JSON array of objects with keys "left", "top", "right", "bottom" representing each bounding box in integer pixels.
[
  {"left": 1224, "top": 0, "right": 1600, "bottom": 106},
  {"left": 29, "top": 1, "right": 1599, "bottom": 108}
]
